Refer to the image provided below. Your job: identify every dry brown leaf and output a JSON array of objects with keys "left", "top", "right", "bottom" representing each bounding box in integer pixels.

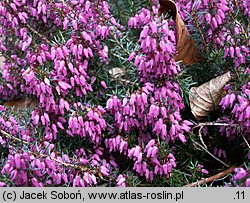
[
  {"left": 4, "top": 97, "right": 39, "bottom": 110},
  {"left": 189, "top": 72, "right": 232, "bottom": 120},
  {"left": 158, "top": 0, "right": 203, "bottom": 65}
]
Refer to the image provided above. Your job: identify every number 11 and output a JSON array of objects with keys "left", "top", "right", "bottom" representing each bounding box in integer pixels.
[{"left": 236, "top": 191, "right": 245, "bottom": 199}]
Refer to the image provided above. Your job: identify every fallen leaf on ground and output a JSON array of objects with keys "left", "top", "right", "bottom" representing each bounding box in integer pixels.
[
  {"left": 158, "top": 0, "right": 204, "bottom": 65},
  {"left": 4, "top": 97, "right": 39, "bottom": 110},
  {"left": 189, "top": 72, "right": 232, "bottom": 120},
  {"left": 108, "top": 67, "right": 125, "bottom": 79}
]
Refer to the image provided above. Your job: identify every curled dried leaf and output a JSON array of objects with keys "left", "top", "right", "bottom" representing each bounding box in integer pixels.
[
  {"left": 158, "top": 0, "right": 204, "bottom": 65},
  {"left": 4, "top": 97, "right": 39, "bottom": 110},
  {"left": 189, "top": 72, "right": 232, "bottom": 120}
]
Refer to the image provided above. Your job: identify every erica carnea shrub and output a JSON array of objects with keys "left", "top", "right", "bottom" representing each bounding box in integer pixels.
[
  {"left": 0, "top": 0, "right": 249, "bottom": 187},
  {"left": 226, "top": 166, "right": 250, "bottom": 187}
]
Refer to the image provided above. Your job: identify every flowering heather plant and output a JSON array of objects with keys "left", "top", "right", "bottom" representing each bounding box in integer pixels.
[
  {"left": 226, "top": 166, "right": 250, "bottom": 187},
  {"left": 0, "top": 0, "right": 249, "bottom": 187},
  {"left": 174, "top": 0, "right": 249, "bottom": 183}
]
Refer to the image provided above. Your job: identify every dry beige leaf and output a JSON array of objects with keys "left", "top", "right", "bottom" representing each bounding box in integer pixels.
[
  {"left": 189, "top": 72, "right": 232, "bottom": 120},
  {"left": 108, "top": 67, "right": 125, "bottom": 79},
  {"left": 158, "top": 0, "right": 204, "bottom": 65},
  {"left": 4, "top": 97, "right": 39, "bottom": 110},
  {"left": 0, "top": 56, "right": 4, "bottom": 69}
]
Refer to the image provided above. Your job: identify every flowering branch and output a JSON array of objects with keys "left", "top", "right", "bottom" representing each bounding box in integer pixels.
[
  {"left": 184, "top": 166, "right": 236, "bottom": 187},
  {"left": 189, "top": 134, "right": 230, "bottom": 167},
  {"left": 0, "top": 129, "right": 95, "bottom": 173},
  {"left": 25, "top": 24, "right": 53, "bottom": 47},
  {"left": 192, "top": 122, "right": 239, "bottom": 129},
  {"left": 0, "top": 129, "right": 29, "bottom": 145}
]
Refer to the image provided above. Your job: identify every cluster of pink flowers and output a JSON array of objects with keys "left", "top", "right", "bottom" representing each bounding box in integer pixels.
[
  {"left": 67, "top": 104, "right": 107, "bottom": 144},
  {"left": 1, "top": 150, "right": 100, "bottom": 187},
  {"left": 0, "top": 0, "right": 123, "bottom": 186},
  {"left": 175, "top": 0, "right": 249, "bottom": 162},
  {"left": 176, "top": 0, "right": 249, "bottom": 68},
  {"left": 104, "top": 6, "right": 193, "bottom": 181},
  {"left": 0, "top": 104, "right": 117, "bottom": 186},
  {"left": 0, "top": 0, "right": 115, "bottom": 142},
  {"left": 0, "top": 0, "right": 249, "bottom": 187},
  {"left": 226, "top": 167, "right": 250, "bottom": 187},
  {"left": 219, "top": 81, "right": 250, "bottom": 137}
]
